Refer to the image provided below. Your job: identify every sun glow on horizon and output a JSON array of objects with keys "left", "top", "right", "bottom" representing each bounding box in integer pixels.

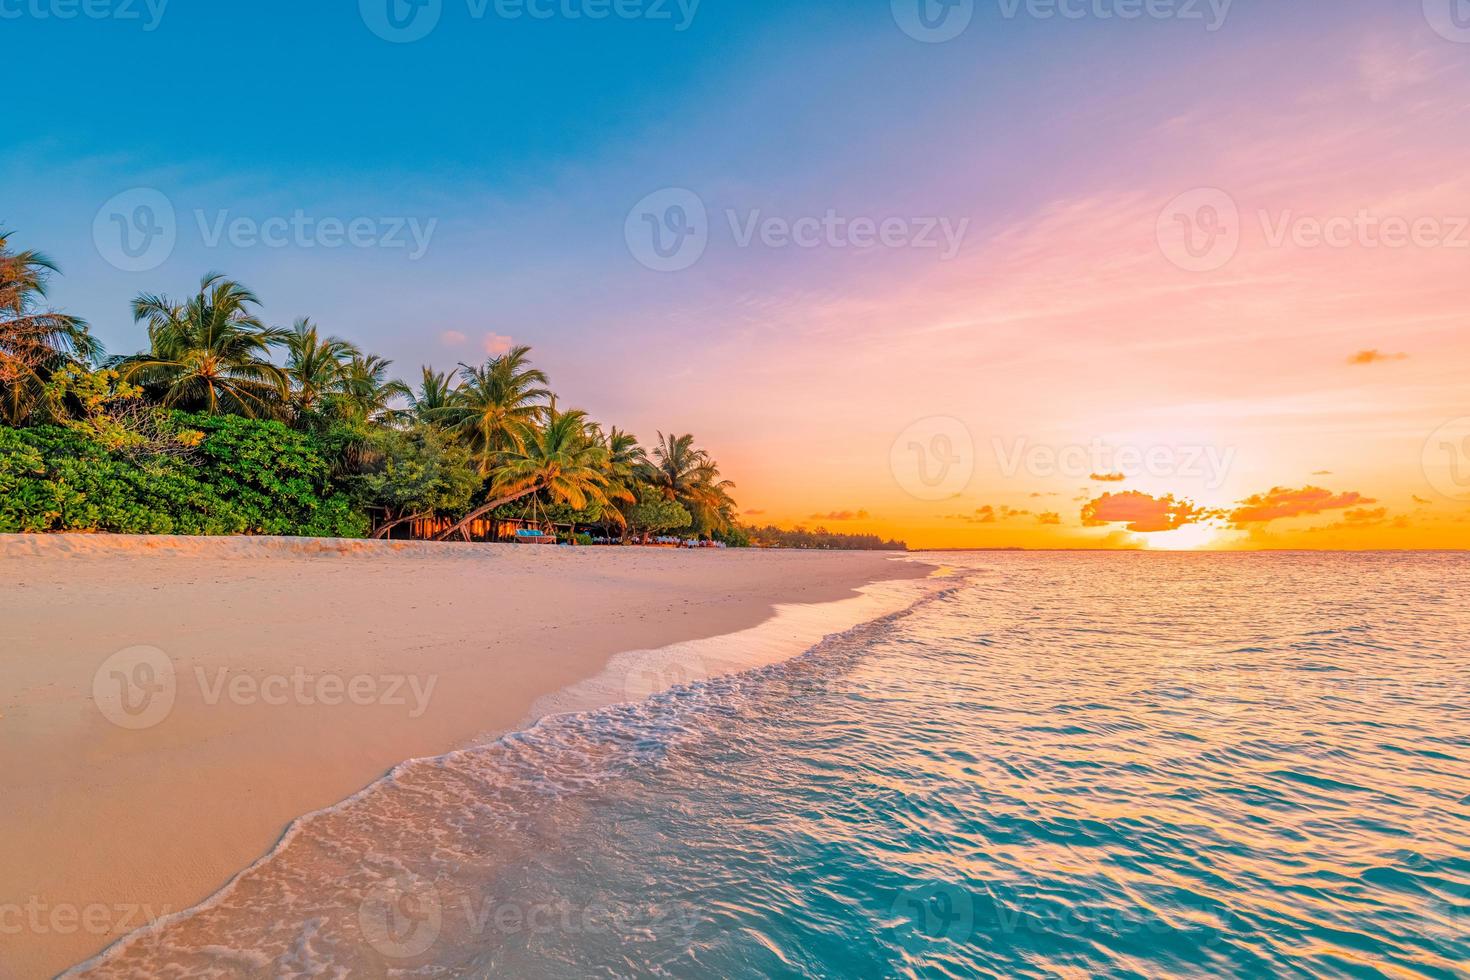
[{"left": 1142, "top": 523, "right": 1223, "bottom": 552}]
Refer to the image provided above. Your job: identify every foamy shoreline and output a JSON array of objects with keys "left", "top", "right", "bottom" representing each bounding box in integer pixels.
[{"left": 0, "top": 534, "right": 931, "bottom": 978}]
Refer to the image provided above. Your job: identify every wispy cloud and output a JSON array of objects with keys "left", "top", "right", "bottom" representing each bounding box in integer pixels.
[{"left": 809, "top": 509, "right": 870, "bottom": 521}]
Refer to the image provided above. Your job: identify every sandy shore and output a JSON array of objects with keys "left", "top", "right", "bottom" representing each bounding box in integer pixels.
[{"left": 0, "top": 535, "right": 929, "bottom": 978}]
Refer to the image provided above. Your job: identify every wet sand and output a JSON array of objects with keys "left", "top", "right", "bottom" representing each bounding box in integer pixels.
[{"left": 0, "top": 535, "right": 928, "bottom": 978}]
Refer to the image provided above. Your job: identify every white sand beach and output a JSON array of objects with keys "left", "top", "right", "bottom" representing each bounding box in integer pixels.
[{"left": 0, "top": 535, "right": 929, "bottom": 978}]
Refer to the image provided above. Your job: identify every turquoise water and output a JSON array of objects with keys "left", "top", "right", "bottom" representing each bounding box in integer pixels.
[{"left": 76, "top": 554, "right": 1470, "bottom": 978}]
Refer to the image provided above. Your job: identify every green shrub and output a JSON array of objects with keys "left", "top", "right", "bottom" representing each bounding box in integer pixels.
[{"left": 0, "top": 416, "right": 368, "bottom": 537}]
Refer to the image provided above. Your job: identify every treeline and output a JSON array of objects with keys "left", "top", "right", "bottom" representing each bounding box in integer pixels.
[
  {"left": 746, "top": 525, "right": 908, "bottom": 551},
  {"left": 0, "top": 231, "right": 740, "bottom": 542}
]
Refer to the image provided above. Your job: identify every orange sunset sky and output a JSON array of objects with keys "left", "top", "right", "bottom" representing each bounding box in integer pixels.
[{"left": 14, "top": 3, "right": 1470, "bottom": 550}]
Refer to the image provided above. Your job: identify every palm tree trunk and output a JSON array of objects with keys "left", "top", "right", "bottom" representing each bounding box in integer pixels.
[{"left": 434, "top": 485, "right": 541, "bottom": 542}]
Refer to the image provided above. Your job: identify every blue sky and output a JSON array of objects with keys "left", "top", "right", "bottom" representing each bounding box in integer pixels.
[{"left": 8, "top": 0, "right": 1468, "bottom": 546}]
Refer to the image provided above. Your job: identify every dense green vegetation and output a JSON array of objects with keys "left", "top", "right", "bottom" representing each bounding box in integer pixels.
[
  {"left": 0, "top": 231, "right": 763, "bottom": 544},
  {"left": 744, "top": 525, "right": 908, "bottom": 551}
]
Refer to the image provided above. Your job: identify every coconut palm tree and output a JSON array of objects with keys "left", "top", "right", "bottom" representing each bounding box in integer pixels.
[
  {"left": 405, "top": 366, "right": 458, "bottom": 424},
  {"left": 334, "top": 352, "right": 409, "bottom": 424},
  {"left": 646, "top": 431, "right": 708, "bottom": 502},
  {"left": 0, "top": 231, "right": 99, "bottom": 425},
  {"left": 120, "top": 274, "right": 288, "bottom": 417},
  {"left": 595, "top": 425, "right": 647, "bottom": 533},
  {"left": 435, "top": 408, "right": 614, "bottom": 540},
  {"left": 646, "top": 431, "right": 737, "bottom": 538},
  {"left": 284, "top": 318, "right": 359, "bottom": 416},
  {"left": 438, "top": 345, "right": 551, "bottom": 475}
]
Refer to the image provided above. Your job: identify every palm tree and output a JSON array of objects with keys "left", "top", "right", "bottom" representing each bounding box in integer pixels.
[
  {"left": 437, "top": 345, "right": 551, "bottom": 475},
  {"left": 334, "top": 352, "right": 409, "bottom": 424},
  {"left": 435, "top": 408, "right": 614, "bottom": 540},
  {"left": 120, "top": 274, "right": 288, "bottom": 417},
  {"left": 646, "top": 431, "right": 737, "bottom": 538},
  {"left": 284, "top": 318, "right": 359, "bottom": 416},
  {"left": 405, "top": 366, "right": 458, "bottom": 424},
  {"left": 0, "top": 231, "right": 99, "bottom": 425},
  {"left": 596, "top": 425, "right": 647, "bottom": 535}
]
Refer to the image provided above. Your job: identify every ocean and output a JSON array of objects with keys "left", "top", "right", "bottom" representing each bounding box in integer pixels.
[{"left": 71, "top": 553, "right": 1470, "bottom": 978}]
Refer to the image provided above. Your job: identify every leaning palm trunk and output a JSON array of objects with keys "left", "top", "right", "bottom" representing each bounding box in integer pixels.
[
  {"left": 434, "top": 484, "right": 542, "bottom": 541},
  {"left": 371, "top": 510, "right": 431, "bottom": 540}
]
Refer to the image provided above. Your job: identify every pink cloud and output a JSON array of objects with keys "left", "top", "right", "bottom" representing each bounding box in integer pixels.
[
  {"left": 1229, "top": 486, "right": 1375, "bottom": 526},
  {"left": 438, "top": 330, "right": 468, "bottom": 346},
  {"left": 1082, "top": 491, "right": 1206, "bottom": 533},
  {"left": 483, "top": 333, "right": 514, "bottom": 356}
]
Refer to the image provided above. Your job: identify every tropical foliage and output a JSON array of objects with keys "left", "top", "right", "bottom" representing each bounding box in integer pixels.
[
  {"left": 745, "top": 525, "right": 907, "bottom": 551},
  {"left": 0, "top": 230, "right": 99, "bottom": 426},
  {"left": 0, "top": 416, "right": 364, "bottom": 536},
  {"left": 0, "top": 232, "right": 795, "bottom": 545}
]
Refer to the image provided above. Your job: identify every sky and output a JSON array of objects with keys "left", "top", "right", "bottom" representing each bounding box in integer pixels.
[{"left": 6, "top": 0, "right": 1470, "bottom": 550}]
